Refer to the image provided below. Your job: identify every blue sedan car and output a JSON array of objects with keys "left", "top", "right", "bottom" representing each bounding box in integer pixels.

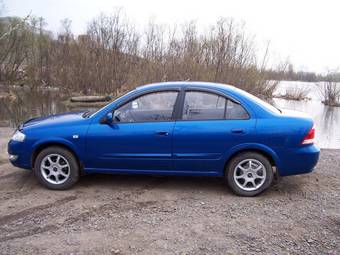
[{"left": 8, "top": 82, "right": 320, "bottom": 196}]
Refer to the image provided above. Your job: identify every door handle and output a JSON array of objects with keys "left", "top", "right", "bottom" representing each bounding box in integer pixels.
[
  {"left": 156, "top": 131, "right": 169, "bottom": 136},
  {"left": 231, "top": 129, "right": 245, "bottom": 134}
]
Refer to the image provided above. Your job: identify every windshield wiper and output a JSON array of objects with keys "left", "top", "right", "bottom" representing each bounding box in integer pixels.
[{"left": 82, "top": 111, "right": 92, "bottom": 118}]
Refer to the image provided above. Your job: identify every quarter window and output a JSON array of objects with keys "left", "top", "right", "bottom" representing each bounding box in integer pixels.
[
  {"left": 226, "top": 100, "right": 249, "bottom": 119},
  {"left": 182, "top": 91, "right": 248, "bottom": 120},
  {"left": 114, "top": 91, "right": 178, "bottom": 122}
]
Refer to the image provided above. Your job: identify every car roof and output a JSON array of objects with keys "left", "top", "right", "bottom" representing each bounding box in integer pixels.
[
  {"left": 136, "top": 81, "right": 236, "bottom": 93},
  {"left": 134, "top": 81, "right": 280, "bottom": 117}
]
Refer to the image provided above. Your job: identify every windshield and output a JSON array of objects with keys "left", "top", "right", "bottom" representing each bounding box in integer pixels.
[
  {"left": 233, "top": 87, "right": 281, "bottom": 114},
  {"left": 85, "top": 89, "right": 137, "bottom": 118}
]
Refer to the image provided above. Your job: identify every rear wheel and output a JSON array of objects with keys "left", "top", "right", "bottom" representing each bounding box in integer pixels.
[
  {"left": 34, "top": 146, "right": 79, "bottom": 190},
  {"left": 226, "top": 152, "right": 273, "bottom": 196}
]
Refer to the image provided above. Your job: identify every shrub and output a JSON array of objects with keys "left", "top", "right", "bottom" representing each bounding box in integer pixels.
[{"left": 318, "top": 77, "right": 340, "bottom": 106}]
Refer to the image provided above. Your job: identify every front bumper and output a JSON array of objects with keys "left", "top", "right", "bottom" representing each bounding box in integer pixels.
[{"left": 8, "top": 140, "right": 32, "bottom": 169}]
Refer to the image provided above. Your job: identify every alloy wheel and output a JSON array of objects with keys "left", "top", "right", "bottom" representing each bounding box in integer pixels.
[
  {"left": 233, "top": 159, "right": 266, "bottom": 191},
  {"left": 40, "top": 154, "right": 71, "bottom": 185}
]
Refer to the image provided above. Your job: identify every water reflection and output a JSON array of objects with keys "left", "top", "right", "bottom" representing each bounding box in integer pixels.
[
  {"left": 273, "top": 81, "right": 340, "bottom": 149},
  {"left": 0, "top": 88, "right": 99, "bottom": 127},
  {"left": 0, "top": 89, "right": 67, "bottom": 127}
]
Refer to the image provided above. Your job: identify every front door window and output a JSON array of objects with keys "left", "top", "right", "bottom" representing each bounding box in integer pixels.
[{"left": 114, "top": 91, "right": 178, "bottom": 122}]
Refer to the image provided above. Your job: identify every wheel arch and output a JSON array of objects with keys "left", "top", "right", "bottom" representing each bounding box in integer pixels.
[
  {"left": 31, "top": 139, "right": 82, "bottom": 170},
  {"left": 223, "top": 144, "right": 281, "bottom": 175}
]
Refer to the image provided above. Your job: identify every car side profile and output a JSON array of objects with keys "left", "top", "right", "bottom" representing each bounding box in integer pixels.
[{"left": 8, "top": 82, "right": 320, "bottom": 196}]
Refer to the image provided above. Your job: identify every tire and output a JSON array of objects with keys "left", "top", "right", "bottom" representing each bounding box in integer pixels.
[
  {"left": 226, "top": 152, "right": 273, "bottom": 196},
  {"left": 34, "top": 146, "right": 80, "bottom": 190}
]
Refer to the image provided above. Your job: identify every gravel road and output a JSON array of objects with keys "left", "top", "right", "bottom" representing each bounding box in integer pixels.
[{"left": 0, "top": 129, "right": 339, "bottom": 254}]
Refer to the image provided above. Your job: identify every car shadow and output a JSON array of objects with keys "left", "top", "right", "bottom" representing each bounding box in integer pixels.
[
  {"left": 1, "top": 165, "right": 306, "bottom": 198},
  {"left": 78, "top": 173, "right": 226, "bottom": 192},
  {"left": 75, "top": 172, "right": 305, "bottom": 197}
]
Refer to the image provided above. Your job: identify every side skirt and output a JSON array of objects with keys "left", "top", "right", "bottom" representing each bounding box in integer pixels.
[{"left": 83, "top": 168, "right": 221, "bottom": 177}]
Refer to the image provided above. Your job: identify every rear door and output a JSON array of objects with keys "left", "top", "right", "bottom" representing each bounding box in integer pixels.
[{"left": 173, "top": 89, "right": 256, "bottom": 175}]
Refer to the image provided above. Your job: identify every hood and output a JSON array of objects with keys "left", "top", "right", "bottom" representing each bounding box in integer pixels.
[{"left": 20, "top": 111, "right": 86, "bottom": 130}]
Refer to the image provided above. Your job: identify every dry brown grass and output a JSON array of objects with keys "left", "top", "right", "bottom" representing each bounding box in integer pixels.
[
  {"left": 318, "top": 80, "right": 340, "bottom": 106},
  {"left": 276, "top": 87, "right": 310, "bottom": 101}
]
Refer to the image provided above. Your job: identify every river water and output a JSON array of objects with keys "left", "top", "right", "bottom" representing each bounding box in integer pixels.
[
  {"left": 273, "top": 81, "right": 340, "bottom": 149},
  {"left": 0, "top": 81, "right": 339, "bottom": 148}
]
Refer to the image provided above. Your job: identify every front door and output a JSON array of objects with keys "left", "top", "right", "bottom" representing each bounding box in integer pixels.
[{"left": 86, "top": 90, "right": 179, "bottom": 172}]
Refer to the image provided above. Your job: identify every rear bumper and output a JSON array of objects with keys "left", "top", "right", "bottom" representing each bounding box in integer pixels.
[{"left": 278, "top": 145, "right": 320, "bottom": 176}]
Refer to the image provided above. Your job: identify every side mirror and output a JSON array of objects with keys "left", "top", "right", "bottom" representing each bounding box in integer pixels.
[
  {"left": 100, "top": 112, "right": 113, "bottom": 124},
  {"left": 106, "top": 112, "right": 113, "bottom": 123}
]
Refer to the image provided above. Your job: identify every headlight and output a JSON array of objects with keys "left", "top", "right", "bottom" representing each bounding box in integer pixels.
[{"left": 11, "top": 130, "right": 26, "bottom": 142}]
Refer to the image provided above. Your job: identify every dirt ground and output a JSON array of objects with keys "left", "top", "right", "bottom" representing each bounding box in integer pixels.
[{"left": 0, "top": 129, "right": 339, "bottom": 254}]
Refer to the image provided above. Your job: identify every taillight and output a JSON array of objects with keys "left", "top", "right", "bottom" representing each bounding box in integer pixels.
[{"left": 302, "top": 125, "right": 315, "bottom": 145}]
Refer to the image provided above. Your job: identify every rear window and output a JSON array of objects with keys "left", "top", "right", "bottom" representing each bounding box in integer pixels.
[{"left": 233, "top": 87, "right": 281, "bottom": 114}]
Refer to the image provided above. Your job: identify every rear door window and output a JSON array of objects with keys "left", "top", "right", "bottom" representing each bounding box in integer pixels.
[{"left": 182, "top": 91, "right": 249, "bottom": 120}]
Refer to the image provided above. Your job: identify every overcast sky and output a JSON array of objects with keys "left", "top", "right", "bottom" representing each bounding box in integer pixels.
[{"left": 3, "top": 0, "right": 339, "bottom": 73}]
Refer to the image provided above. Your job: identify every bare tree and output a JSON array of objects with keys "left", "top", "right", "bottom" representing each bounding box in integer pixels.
[
  {"left": 0, "top": 15, "right": 32, "bottom": 85},
  {"left": 1, "top": 8, "right": 284, "bottom": 98}
]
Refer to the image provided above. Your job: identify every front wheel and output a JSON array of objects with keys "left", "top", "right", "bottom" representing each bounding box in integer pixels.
[
  {"left": 226, "top": 152, "right": 274, "bottom": 196},
  {"left": 34, "top": 146, "right": 80, "bottom": 190}
]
